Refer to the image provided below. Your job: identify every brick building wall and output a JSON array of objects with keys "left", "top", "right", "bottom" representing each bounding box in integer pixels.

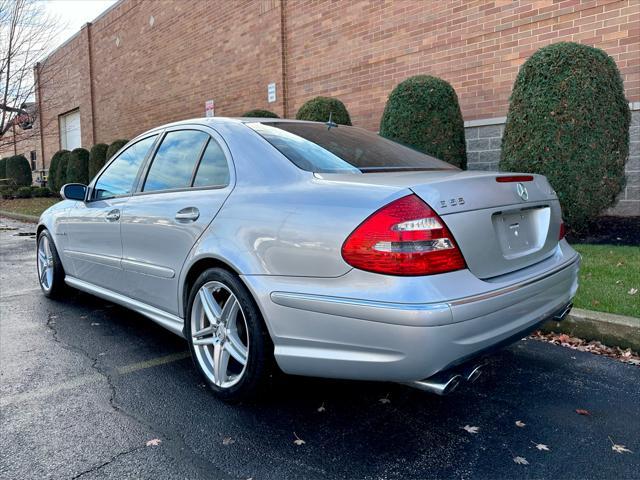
[{"left": 30, "top": 0, "right": 640, "bottom": 214}]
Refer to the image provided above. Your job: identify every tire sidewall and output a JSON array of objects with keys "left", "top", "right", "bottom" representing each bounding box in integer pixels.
[{"left": 185, "top": 267, "right": 271, "bottom": 402}]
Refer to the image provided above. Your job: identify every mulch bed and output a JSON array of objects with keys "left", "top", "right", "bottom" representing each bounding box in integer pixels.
[{"left": 567, "top": 216, "right": 639, "bottom": 246}]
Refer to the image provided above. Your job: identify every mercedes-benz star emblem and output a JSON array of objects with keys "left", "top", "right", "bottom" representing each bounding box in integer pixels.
[{"left": 516, "top": 183, "right": 529, "bottom": 201}]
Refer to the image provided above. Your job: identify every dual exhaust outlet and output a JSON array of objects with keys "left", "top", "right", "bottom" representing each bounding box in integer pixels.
[{"left": 403, "top": 363, "right": 484, "bottom": 396}]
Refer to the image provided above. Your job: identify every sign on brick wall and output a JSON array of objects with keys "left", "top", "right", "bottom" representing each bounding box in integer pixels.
[
  {"left": 205, "top": 100, "right": 215, "bottom": 117},
  {"left": 267, "top": 83, "right": 276, "bottom": 103}
]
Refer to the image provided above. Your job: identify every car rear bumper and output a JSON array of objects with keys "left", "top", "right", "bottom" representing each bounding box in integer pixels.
[{"left": 241, "top": 242, "right": 580, "bottom": 382}]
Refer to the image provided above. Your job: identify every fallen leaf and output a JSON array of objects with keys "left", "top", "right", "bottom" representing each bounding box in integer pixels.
[
  {"left": 609, "top": 436, "right": 632, "bottom": 454},
  {"left": 146, "top": 438, "right": 162, "bottom": 447},
  {"left": 535, "top": 443, "right": 550, "bottom": 451},
  {"left": 576, "top": 409, "right": 591, "bottom": 416},
  {"left": 462, "top": 425, "right": 479, "bottom": 434},
  {"left": 317, "top": 402, "right": 326, "bottom": 413},
  {"left": 293, "top": 432, "right": 305, "bottom": 446},
  {"left": 628, "top": 288, "right": 638, "bottom": 296},
  {"left": 222, "top": 437, "right": 235, "bottom": 446},
  {"left": 612, "top": 444, "right": 632, "bottom": 454},
  {"left": 513, "top": 456, "right": 529, "bottom": 465},
  {"left": 515, "top": 420, "right": 526, "bottom": 428},
  {"left": 616, "top": 261, "right": 624, "bottom": 267}
]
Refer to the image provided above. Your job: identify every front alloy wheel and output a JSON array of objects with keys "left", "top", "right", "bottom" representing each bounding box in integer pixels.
[
  {"left": 37, "top": 230, "right": 65, "bottom": 298},
  {"left": 186, "top": 268, "right": 274, "bottom": 401}
]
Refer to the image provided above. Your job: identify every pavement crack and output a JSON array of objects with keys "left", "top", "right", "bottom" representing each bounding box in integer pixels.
[
  {"left": 71, "top": 445, "right": 145, "bottom": 479},
  {"left": 44, "top": 312, "right": 235, "bottom": 479}
]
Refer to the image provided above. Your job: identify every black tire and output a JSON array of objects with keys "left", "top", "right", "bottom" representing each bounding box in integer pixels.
[
  {"left": 185, "top": 267, "right": 275, "bottom": 402},
  {"left": 36, "top": 229, "right": 66, "bottom": 298}
]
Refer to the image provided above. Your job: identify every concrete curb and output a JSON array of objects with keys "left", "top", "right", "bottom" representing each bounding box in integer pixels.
[
  {"left": 0, "top": 211, "right": 39, "bottom": 223},
  {"left": 541, "top": 307, "right": 640, "bottom": 352}
]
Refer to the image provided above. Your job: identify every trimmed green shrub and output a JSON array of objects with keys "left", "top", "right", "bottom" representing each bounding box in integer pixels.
[
  {"left": 15, "top": 186, "right": 33, "bottom": 198},
  {"left": 296, "top": 97, "right": 352, "bottom": 125},
  {"left": 0, "top": 185, "right": 15, "bottom": 199},
  {"left": 0, "top": 157, "right": 7, "bottom": 179},
  {"left": 106, "top": 139, "right": 129, "bottom": 161},
  {"left": 89, "top": 143, "right": 109, "bottom": 179},
  {"left": 32, "top": 186, "right": 52, "bottom": 197},
  {"left": 55, "top": 151, "right": 70, "bottom": 192},
  {"left": 5, "top": 155, "right": 32, "bottom": 186},
  {"left": 47, "top": 150, "right": 69, "bottom": 193},
  {"left": 379, "top": 75, "right": 467, "bottom": 169},
  {"left": 500, "top": 42, "right": 630, "bottom": 232},
  {"left": 66, "top": 147, "right": 90, "bottom": 184},
  {"left": 242, "top": 109, "right": 279, "bottom": 118}
]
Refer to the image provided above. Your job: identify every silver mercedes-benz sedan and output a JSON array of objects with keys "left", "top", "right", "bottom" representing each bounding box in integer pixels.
[{"left": 37, "top": 117, "right": 579, "bottom": 401}]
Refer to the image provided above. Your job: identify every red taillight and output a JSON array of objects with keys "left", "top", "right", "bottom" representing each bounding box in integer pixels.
[
  {"left": 341, "top": 194, "right": 466, "bottom": 276},
  {"left": 559, "top": 221, "right": 566, "bottom": 240},
  {"left": 496, "top": 175, "right": 534, "bottom": 182}
]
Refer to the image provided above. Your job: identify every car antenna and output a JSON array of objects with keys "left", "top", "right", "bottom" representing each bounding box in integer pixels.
[{"left": 326, "top": 111, "right": 338, "bottom": 130}]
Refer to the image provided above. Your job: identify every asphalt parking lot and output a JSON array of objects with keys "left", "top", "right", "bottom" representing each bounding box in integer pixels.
[{"left": 1, "top": 217, "right": 639, "bottom": 480}]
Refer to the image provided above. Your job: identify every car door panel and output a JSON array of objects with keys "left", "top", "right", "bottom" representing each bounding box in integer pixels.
[
  {"left": 64, "top": 197, "right": 128, "bottom": 292},
  {"left": 120, "top": 127, "right": 234, "bottom": 316},
  {"left": 120, "top": 188, "right": 231, "bottom": 315}
]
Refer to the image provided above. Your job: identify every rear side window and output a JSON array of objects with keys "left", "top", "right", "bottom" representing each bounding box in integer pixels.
[
  {"left": 193, "top": 139, "right": 230, "bottom": 187},
  {"left": 143, "top": 130, "right": 209, "bottom": 192},
  {"left": 247, "top": 122, "right": 457, "bottom": 173},
  {"left": 93, "top": 135, "right": 157, "bottom": 200}
]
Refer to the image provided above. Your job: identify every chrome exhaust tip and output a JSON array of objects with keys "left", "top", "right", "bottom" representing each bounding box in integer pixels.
[
  {"left": 403, "top": 374, "right": 462, "bottom": 396},
  {"left": 553, "top": 302, "right": 573, "bottom": 321},
  {"left": 464, "top": 364, "right": 483, "bottom": 383}
]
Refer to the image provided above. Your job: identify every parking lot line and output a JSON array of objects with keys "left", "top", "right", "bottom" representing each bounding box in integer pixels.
[{"left": 0, "top": 351, "right": 190, "bottom": 407}]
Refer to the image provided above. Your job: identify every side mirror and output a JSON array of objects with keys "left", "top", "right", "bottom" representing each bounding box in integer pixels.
[{"left": 61, "top": 183, "right": 87, "bottom": 201}]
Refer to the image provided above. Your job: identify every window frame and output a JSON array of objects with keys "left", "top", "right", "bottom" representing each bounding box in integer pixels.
[
  {"left": 132, "top": 124, "right": 233, "bottom": 197},
  {"left": 58, "top": 108, "right": 81, "bottom": 151},
  {"left": 87, "top": 133, "right": 161, "bottom": 202}
]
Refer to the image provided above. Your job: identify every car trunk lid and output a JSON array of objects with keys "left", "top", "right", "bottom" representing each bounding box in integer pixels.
[{"left": 315, "top": 170, "right": 563, "bottom": 279}]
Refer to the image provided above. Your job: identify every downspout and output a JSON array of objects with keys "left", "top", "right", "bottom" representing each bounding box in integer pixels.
[
  {"left": 279, "top": 0, "right": 288, "bottom": 118},
  {"left": 86, "top": 22, "right": 96, "bottom": 144},
  {"left": 35, "top": 62, "right": 45, "bottom": 170}
]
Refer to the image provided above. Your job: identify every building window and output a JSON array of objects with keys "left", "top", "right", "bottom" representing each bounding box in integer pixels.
[
  {"left": 59, "top": 109, "right": 81, "bottom": 150},
  {"left": 30, "top": 150, "right": 36, "bottom": 171}
]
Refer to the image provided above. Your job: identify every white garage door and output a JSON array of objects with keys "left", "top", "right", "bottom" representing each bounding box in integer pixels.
[{"left": 59, "top": 110, "right": 81, "bottom": 150}]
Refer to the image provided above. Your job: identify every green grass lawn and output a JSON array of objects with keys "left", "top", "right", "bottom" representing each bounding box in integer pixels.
[
  {"left": 0, "top": 197, "right": 59, "bottom": 217},
  {"left": 572, "top": 244, "right": 639, "bottom": 318}
]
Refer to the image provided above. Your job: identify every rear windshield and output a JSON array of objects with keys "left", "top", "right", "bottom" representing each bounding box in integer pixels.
[{"left": 247, "top": 122, "right": 457, "bottom": 174}]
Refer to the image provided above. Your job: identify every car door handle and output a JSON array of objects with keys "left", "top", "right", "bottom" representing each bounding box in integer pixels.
[
  {"left": 175, "top": 207, "right": 200, "bottom": 222},
  {"left": 105, "top": 209, "right": 120, "bottom": 221}
]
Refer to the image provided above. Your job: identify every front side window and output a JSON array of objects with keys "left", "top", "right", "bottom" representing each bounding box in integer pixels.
[
  {"left": 247, "top": 122, "right": 457, "bottom": 173},
  {"left": 93, "top": 135, "right": 157, "bottom": 200},
  {"left": 193, "top": 139, "right": 230, "bottom": 187},
  {"left": 143, "top": 130, "right": 209, "bottom": 192}
]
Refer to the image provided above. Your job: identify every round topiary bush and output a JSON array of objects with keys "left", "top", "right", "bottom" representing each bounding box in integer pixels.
[
  {"left": 106, "top": 139, "right": 129, "bottom": 161},
  {"left": 5, "top": 155, "right": 32, "bottom": 186},
  {"left": 0, "top": 157, "right": 7, "bottom": 179},
  {"left": 66, "top": 148, "right": 90, "bottom": 184},
  {"left": 242, "top": 109, "right": 279, "bottom": 118},
  {"left": 500, "top": 42, "right": 630, "bottom": 232},
  {"left": 296, "top": 97, "right": 352, "bottom": 125},
  {"left": 55, "top": 151, "right": 70, "bottom": 192},
  {"left": 89, "top": 143, "right": 109, "bottom": 180},
  {"left": 379, "top": 75, "right": 467, "bottom": 169},
  {"left": 32, "top": 186, "right": 52, "bottom": 197},
  {"left": 47, "top": 150, "right": 69, "bottom": 193}
]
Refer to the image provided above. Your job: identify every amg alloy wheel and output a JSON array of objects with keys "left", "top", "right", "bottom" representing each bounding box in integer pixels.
[
  {"left": 186, "top": 268, "right": 274, "bottom": 401},
  {"left": 37, "top": 230, "right": 65, "bottom": 298},
  {"left": 190, "top": 281, "right": 249, "bottom": 388}
]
